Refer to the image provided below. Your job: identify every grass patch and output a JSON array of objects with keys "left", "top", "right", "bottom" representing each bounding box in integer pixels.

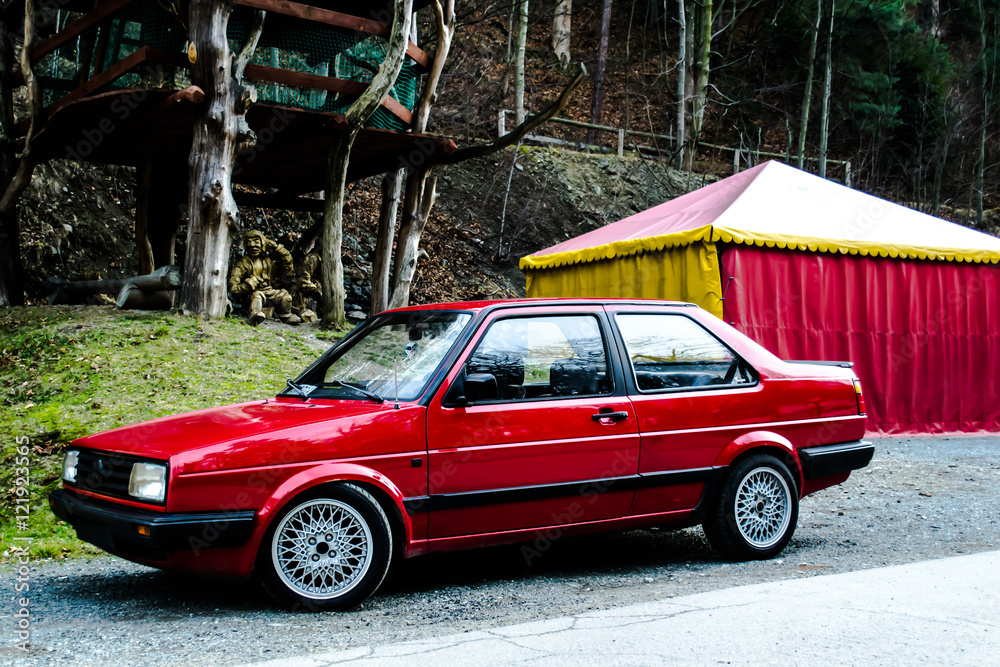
[{"left": 0, "top": 306, "right": 330, "bottom": 562}]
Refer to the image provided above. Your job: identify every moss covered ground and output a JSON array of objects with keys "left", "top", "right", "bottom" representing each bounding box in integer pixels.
[{"left": 0, "top": 306, "right": 338, "bottom": 561}]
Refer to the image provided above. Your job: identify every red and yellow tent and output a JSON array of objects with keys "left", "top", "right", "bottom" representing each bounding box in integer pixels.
[{"left": 521, "top": 161, "right": 1000, "bottom": 434}]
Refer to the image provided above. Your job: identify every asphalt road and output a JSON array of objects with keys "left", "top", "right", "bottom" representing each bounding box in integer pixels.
[{"left": 3, "top": 436, "right": 999, "bottom": 666}]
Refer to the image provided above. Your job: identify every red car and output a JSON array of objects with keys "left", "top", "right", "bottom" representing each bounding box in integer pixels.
[{"left": 51, "top": 299, "right": 872, "bottom": 611}]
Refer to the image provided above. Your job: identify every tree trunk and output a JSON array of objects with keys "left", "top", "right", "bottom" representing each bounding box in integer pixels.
[
  {"left": 370, "top": 168, "right": 403, "bottom": 315},
  {"left": 676, "top": 0, "right": 687, "bottom": 169},
  {"left": 514, "top": 0, "right": 529, "bottom": 125},
  {"left": 0, "top": 0, "right": 44, "bottom": 307},
  {"left": 387, "top": 0, "right": 454, "bottom": 310},
  {"left": 797, "top": 0, "right": 821, "bottom": 169},
  {"left": 388, "top": 169, "right": 435, "bottom": 309},
  {"left": 0, "top": 15, "right": 21, "bottom": 306},
  {"left": 588, "top": 0, "right": 613, "bottom": 144},
  {"left": 817, "top": 0, "right": 834, "bottom": 178},
  {"left": 320, "top": 0, "right": 412, "bottom": 326},
  {"left": 973, "top": 0, "right": 995, "bottom": 226},
  {"left": 684, "top": 0, "right": 710, "bottom": 171},
  {"left": 552, "top": 0, "right": 572, "bottom": 68},
  {"left": 136, "top": 158, "right": 187, "bottom": 274},
  {"left": 181, "top": 2, "right": 264, "bottom": 317}
]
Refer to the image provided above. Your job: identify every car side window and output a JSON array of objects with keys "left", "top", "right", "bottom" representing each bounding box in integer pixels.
[
  {"left": 616, "top": 314, "right": 754, "bottom": 391},
  {"left": 467, "top": 315, "right": 612, "bottom": 401}
]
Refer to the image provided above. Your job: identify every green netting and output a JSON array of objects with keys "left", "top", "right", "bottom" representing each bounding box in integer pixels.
[{"left": 38, "top": 0, "right": 420, "bottom": 131}]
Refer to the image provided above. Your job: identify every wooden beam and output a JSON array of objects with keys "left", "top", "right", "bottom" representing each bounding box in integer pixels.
[
  {"left": 29, "top": 0, "right": 136, "bottom": 65},
  {"left": 232, "top": 0, "right": 430, "bottom": 69},
  {"left": 161, "top": 85, "right": 206, "bottom": 107},
  {"left": 242, "top": 62, "right": 414, "bottom": 126},
  {"left": 233, "top": 191, "right": 327, "bottom": 212},
  {"left": 49, "top": 46, "right": 153, "bottom": 113},
  {"left": 146, "top": 49, "right": 413, "bottom": 125}
]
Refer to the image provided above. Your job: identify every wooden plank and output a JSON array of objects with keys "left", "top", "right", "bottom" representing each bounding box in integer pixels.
[
  {"left": 405, "top": 43, "right": 430, "bottom": 70},
  {"left": 30, "top": 0, "right": 136, "bottom": 65},
  {"left": 242, "top": 63, "right": 413, "bottom": 126},
  {"left": 232, "top": 0, "right": 430, "bottom": 70},
  {"left": 49, "top": 46, "right": 152, "bottom": 113},
  {"left": 233, "top": 191, "right": 326, "bottom": 212}
]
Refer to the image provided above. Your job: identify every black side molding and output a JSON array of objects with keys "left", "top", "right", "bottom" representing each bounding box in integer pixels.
[
  {"left": 799, "top": 440, "right": 874, "bottom": 479},
  {"left": 402, "top": 466, "right": 726, "bottom": 513},
  {"left": 785, "top": 360, "right": 854, "bottom": 368}
]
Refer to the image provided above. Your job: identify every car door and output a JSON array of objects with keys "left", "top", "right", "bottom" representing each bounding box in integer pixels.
[
  {"left": 425, "top": 305, "right": 639, "bottom": 539},
  {"left": 606, "top": 306, "right": 762, "bottom": 515}
]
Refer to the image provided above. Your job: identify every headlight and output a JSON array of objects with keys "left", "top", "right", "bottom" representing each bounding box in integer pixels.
[
  {"left": 62, "top": 450, "right": 80, "bottom": 483},
  {"left": 129, "top": 462, "right": 167, "bottom": 503}
]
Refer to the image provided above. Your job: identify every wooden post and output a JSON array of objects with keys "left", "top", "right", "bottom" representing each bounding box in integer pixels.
[
  {"left": 617, "top": 129, "right": 625, "bottom": 157},
  {"left": 320, "top": 0, "right": 412, "bottom": 326},
  {"left": 180, "top": 1, "right": 264, "bottom": 317},
  {"left": 136, "top": 158, "right": 187, "bottom": 274},
  {"left": 0, "top": 14, "right": 22, "bottom": 306},
  {"left": 0, "top": 0, "right": 46, "bottom": 307},
  {"left": 371, "top": 168, "right": 403, "bottom": 315}
]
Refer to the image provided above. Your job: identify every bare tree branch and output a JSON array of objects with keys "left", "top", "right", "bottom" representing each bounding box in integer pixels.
[{"left": 436, "top": 64, "right": 587, "bottom": 165}]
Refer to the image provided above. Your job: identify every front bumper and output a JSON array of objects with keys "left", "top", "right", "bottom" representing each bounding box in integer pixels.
[
  {"left": 50, "top": 488, "right": 256, "bottom": 562},
  {"left": 799, "top": 440, "right": 875, "bottom": 479}
]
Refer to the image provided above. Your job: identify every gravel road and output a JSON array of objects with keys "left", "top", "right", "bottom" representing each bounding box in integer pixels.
[{"left": 4, "top": 436, "right": 999, "bottom": 666}]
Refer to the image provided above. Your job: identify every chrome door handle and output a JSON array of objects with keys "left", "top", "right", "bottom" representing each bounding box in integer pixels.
[{"left": 592, "top": 410, "right": 629, "bottom": 422}]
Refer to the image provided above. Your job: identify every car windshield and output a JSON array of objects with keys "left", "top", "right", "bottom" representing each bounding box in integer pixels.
[{"left": 290, "top": 311, "right": 473, "bottom": 402}]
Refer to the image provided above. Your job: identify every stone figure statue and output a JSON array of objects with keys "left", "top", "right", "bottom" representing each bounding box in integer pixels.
[
  {"left": 292, "top": 251, "right": 322, "bottom": 322},
  {"left": 228, "top": 230, "right": 301, "bottom": 325}
]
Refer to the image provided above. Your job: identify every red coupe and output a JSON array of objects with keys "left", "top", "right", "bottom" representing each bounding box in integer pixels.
[{"left": 51, "top": 299, "right": 872, "bottom": 611}]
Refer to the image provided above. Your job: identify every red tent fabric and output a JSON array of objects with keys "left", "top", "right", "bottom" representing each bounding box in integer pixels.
[
  {"left": 522, "top": 161, "right": 1000, "bottom": 434},
  {"left": 721, "top": 245, "right": 1000, "bottom": 434}
]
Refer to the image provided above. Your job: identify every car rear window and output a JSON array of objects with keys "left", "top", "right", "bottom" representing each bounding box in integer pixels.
[{"left": 615, "top": 314, "right": 754, "bottom": 391}]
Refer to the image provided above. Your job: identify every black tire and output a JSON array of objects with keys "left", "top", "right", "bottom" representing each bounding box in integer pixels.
[
  {"left": 703, "top": 453, "right": 798, "bottom": 560},
  {"left": 257, "top": 483, "right": 393, "bottom": 612}
]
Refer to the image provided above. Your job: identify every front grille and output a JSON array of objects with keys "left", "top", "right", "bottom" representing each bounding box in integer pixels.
[{"left": 71, "top": 449, "right": 162, "bottom": 503}]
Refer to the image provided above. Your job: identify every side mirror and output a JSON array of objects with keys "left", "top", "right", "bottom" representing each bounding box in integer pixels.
[{"left": 464, "top": 373, "right": 498, "bottom": 403}]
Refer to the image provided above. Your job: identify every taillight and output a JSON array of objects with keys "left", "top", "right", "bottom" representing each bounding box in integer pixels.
[{"left": 853, "top": 378, "right": 866, "bottom": 415}]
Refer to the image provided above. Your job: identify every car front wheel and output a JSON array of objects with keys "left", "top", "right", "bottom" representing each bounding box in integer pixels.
[
  {"left": 258, "top": 483, "right": 393, "bottom": 611},
  {"left": 703, "top": 454, "right": 798, "bottom": 560}
]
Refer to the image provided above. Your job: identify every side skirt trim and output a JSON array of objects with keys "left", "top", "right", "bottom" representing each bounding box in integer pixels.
[{"left": 402, "top": 466, "right": 727, "bottom": 514}]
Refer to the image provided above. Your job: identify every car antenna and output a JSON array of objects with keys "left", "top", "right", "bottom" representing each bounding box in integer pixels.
[{"left": 393, "top": 357, "right": 400, "bottom": 410}]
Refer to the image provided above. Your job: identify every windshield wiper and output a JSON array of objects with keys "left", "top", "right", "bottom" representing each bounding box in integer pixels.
[
  {"left": 282, "top": 379, "right": 312, "bottom": 402},
  {"left": 320, "top": 380, "right": 386, "bottom": 404}
]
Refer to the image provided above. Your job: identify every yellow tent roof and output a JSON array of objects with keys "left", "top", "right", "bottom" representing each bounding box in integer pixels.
[{"left": 521, "top": 161, "right": 1000, "bottom": 270}]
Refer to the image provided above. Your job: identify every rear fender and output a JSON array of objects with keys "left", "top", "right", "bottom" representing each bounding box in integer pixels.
[{"left": 713, "top": 431, "right": 804, "bottom": 494}]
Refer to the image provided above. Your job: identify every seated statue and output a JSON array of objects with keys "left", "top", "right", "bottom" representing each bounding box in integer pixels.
[
  {"left": 228, "top": 230, "right": 301, "bottom": 325},
  {"left": 292, "top": 251, "right": 322, "bottom": 323}
]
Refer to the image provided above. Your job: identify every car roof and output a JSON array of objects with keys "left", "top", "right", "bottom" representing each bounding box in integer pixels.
[{"left": 383, "top": 298, "right": 699, "bottom": 314}]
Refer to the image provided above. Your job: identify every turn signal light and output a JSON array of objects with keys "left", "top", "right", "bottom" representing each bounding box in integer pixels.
[
  {"left": 136, "top": 524, "right": 151, "bottom": 537},
  {"left": 853, "top": 378, "right": 866, "bottom": 415}
]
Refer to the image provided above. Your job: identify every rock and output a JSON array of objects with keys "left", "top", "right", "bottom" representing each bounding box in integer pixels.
[{"left": 347, "top": 311, "right": 367, "bottom": 321}]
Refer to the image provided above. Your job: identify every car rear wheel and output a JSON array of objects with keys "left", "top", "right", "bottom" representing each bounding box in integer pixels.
[
  {"left": 258, "top": 483, "right": 392, "bottom": 611},
  {"left": 703, "top": 454, "right": 798, "bottom": 560}
]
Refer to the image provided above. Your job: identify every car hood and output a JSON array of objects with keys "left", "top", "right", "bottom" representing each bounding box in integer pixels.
[{"left": 72, "top": 398, "right": 413, "bottom": 473}]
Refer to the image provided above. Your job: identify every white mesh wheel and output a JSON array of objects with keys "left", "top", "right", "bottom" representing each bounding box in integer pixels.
[
  {"left": 271, "top": 498, "right": 375, "bottom": 600},
  {"left": 703, "top": 453, "right": 799, "bottom": 561},
  {"left": 733, "top": 466, "right": 793, "bottom": 549}
]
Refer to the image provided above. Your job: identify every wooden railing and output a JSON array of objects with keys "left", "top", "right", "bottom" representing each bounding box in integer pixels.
[
  {"left": 498, "top": 108, "right": 852, "bottom": 185},
  {"left": 20, "top": 0, "right": 427, "bottom": 129}
]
